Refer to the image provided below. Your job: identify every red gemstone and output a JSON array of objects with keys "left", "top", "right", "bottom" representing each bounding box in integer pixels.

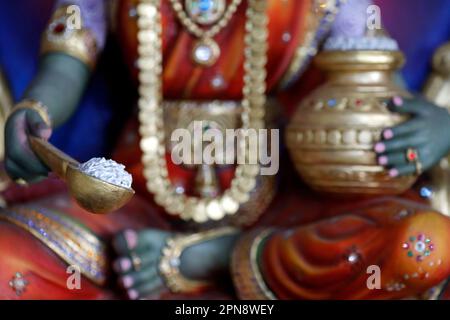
[
  {"left": 53, "top": 23, "right": 65, "bottom": 34},
  {"left": 408, "top": 153, "right": 417, "bottom": 161}
]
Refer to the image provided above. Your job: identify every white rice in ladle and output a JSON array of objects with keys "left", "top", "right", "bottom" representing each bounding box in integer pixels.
[{"left": 78, "top": 157, "right": 133, "bottom": 189}]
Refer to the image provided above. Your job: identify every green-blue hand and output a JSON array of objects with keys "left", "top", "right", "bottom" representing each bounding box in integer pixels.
[
  {"left": 375, "top": 96, "right": 450, "bottom": 176},
  {"left": 4, "top": 108, "right": 51, "bottom": 183},
  {"left": 4, "top": 53, "right": 90, "bottom": 182}
]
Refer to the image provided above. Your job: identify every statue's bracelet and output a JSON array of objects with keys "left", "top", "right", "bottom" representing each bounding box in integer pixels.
[
  {"left": 12, "top": 100, "right": 52, "bottom": 128},
  {"left": 159, "top": 227, "right": 238, "bottom": 293},
  {"left": 41, "top": 5, "right": 97, "bottom": 69}
]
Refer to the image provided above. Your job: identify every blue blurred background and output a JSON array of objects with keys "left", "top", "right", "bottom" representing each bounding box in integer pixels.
[{"left": 0, "top": 0, "right": 449, "bottom": 160}]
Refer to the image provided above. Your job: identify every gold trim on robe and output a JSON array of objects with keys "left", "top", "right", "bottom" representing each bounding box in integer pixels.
[
  {"left": 0, "top": 206, "right": 108, "bottom": 286},
  {"left": 231, "top": 229, "right": 276, "bottom": 300}
]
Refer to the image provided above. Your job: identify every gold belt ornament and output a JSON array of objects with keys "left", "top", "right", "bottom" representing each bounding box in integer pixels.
[{"left": 136, "top": 0, "right": 269, "bottom": 224}]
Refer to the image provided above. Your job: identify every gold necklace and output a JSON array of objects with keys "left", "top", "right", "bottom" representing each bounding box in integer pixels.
[
  {"left": 169, "top": 0, "right": 243, "bottom": 66},
  {"left": 136, "top": 0, "right": 268, "bottom": 223}
]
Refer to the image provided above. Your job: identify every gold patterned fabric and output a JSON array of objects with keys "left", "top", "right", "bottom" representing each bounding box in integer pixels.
[
  {"left": 279, "top": 0, "right": 342, "bottom": 88},
  {"left": 0, "top": 206, "right": 108, "bottom": 285}
]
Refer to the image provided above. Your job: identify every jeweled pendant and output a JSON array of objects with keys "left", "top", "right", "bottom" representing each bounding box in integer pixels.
[
  {"left": 185, "top": 0, "right": 226, "bottom": 25},
  {"left": 192, "top": 38, "right": 220, "bottom": 66}
]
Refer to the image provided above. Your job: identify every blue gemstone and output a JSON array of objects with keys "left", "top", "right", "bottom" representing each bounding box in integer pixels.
[
  {"left": 199, "top": 0, "right": 212, "bottom": 11},
  {"left": 420, "top": 186, "right": 433, "bottom": 199},
  {"left": 327, "top": 99, "right": 337, "bottom": 107}
]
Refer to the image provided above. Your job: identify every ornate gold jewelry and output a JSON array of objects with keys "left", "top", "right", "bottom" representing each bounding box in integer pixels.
[
  {"left": 231, "top": 229, "right": 276, "bottom": 300},
  {"left": 286, "top": 50, "right": 418, "bottom": 195},
  {"left": 41, "top": 5, "right": 97, "bottom": 69},
  {"left": 169, "top": 0, "right": 242, "bottom": 66},
  {"left": 13, "top": 100, "right": 52, "bottom": 127},
  {"left": 405, "top": 148, "right": 423, "bottom": 175},
  {"left": 159, "top": 227, "right": 237, "bottom": 293},
  {"left": 191, "top": 37, "right": 221, "bottom": 66},
  {"left": 185, "top": 0, "right": 226, "bottom": 25},
  {"left": 162, "top": 99, "right": 277, "bottom": 227},
  {"left": 130, "top": 252, "right": 143, "bottom": 271},
  {"left": 0, "top": 206, "right": 108, "bottom": 285},
  {"left": 406, "top": 148, "right": 419, "bottom": 163},
  {"left": 136, "top": 0, "right": 268, "bottom": 223}
]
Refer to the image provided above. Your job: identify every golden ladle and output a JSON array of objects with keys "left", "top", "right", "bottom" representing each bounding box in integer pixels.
[{"left": 28, "top": 136, "right": 135, "bottom": 214}]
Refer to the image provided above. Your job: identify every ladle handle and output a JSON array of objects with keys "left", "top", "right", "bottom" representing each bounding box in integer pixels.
[{"left": 28, "top": 136, "right": 79, "bottom": 179}]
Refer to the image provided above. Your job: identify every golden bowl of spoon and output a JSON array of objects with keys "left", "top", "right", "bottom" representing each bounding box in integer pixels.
[{"left": 29, "top": 136, "right": 135, "bottom": 214}]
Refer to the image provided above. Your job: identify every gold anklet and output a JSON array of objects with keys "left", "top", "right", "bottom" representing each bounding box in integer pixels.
[{"left": 159, "top": 227, "right": 238, "bottom": 293}]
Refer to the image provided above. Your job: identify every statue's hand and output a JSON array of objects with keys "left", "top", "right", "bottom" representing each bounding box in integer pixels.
[
  {"left": 112, "top": 229, "right": 171, "bottom": 300},
  {"left": 4, "top": 108, "right": 52, "bottom": 183},
  {"left": 375, "top": 96, "right": 450, "bottom": 176}
]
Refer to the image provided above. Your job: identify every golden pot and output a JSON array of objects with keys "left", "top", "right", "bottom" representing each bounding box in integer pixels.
[{"left": 286, "top": 50, "right": 417, "bottom": 195}]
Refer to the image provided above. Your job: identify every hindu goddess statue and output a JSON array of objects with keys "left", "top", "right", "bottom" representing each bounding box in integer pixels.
[{"left": 1, "top": 0, "right": 450, "bottom": 300}]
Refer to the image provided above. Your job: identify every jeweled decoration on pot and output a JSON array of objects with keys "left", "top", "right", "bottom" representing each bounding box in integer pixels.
[{"left": 286, "top": 49, "right": 417, "bottom": 195}]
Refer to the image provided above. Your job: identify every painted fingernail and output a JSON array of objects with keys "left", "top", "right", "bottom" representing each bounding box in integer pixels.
[
  {"left": 383, "top": 129, "right": 394, "bottom": 140},
  {"left": 378, "top": 156, "right": 388, "bottom": 166},
  {"left": 374, "top": 142, "right": 386, "bottom": 153},
  {"left": 392, "top": 96, "right": 403, "bottom": 107},
  {"left": 121, "top": 275, "right": 134, "bottom": 288},
  {"left": 389, "top": 168, "right": 399, "bottom": 177},
  {"left": 34, "top": 123, "right": 52, "bottom": 139},
  {"left": 114, "top": 257, "right": 132, "bottom": 272},
  {"left": 124, "top": 229, "right": 138, "bottom": 250},
  {"left": 128, "top": 289, "right": 139, "bottom": 300},
  {"left": 39, "top": 128, "right": 52, "bottom": 140}
]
